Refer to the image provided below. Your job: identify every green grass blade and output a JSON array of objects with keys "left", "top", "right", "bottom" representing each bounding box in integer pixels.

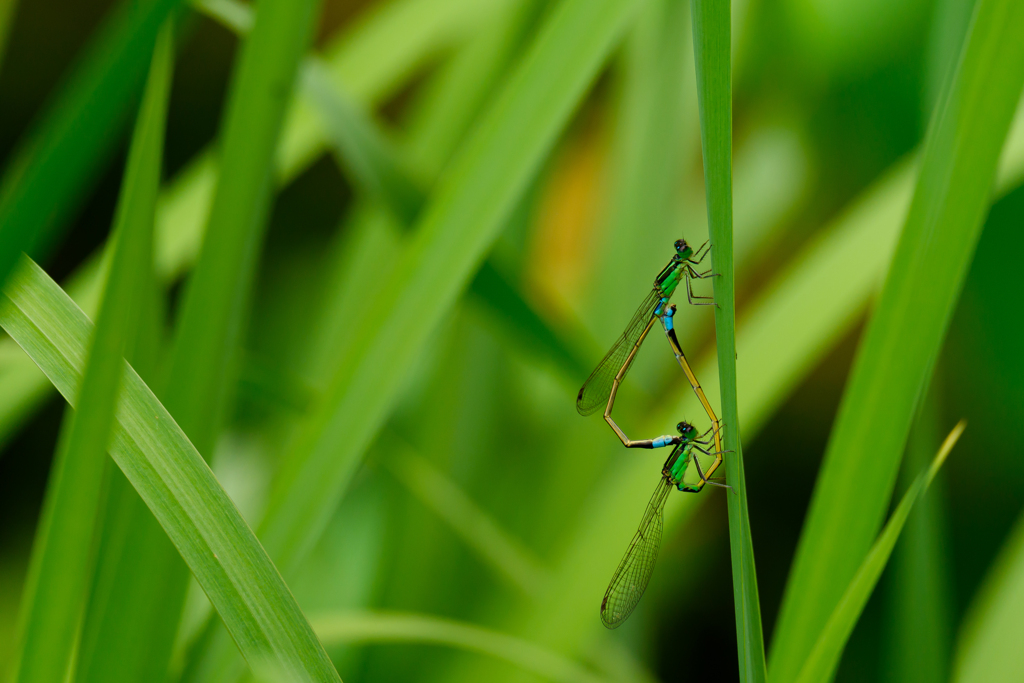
[
  {"left": 953, "top": 510, "right": 1024, "bottom": 682},
  {"left": 0, "top": 256, "right": 341, "bottom": 682},
  {"left": 72, "top": 27, "right": 176, "bottom": 683},
  {"left": 768, "top": 1, "right": 1024, "bottom": 679},
  {"left": 259, "top": 0, "right": 640, "bottom": 576},
  {"left": 11, "top": 23, "right": 172, "bottom": 683},
  {"left": 385, "top": 441, "right": 549, "bottom": 597},
  {"left": 124, "top": 0, "right": 321, "bottom": 673},
  {"left": 690, "top": 1, "right": 766, "bottom": 680},
  {"left": 163, "top": 0, "right": 320, "bottom": 456},
  {"left": 0, "top": 0, "right": 184, "bottom": 289},
  {"left": 311, "top": 611, "right": 603, "bottom": 683},
  {"left": 882, "top": 388, "right": 954, "bottom": 683},
  {"left": 794, "top": 422, "right": 965, "bottom": 683}
]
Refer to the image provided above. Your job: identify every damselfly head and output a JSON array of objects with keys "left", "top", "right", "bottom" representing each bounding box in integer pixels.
[
  {"left": 674, "top": 239, "right": 693, "bottom": 259},
  {"left": 676, "top": 421, "right": 696, "bottom": 440}
]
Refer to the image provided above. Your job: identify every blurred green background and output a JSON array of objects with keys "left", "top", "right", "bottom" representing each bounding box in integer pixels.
[{"left": 0, "top": 0, "right": 1022, "bottom": 681}]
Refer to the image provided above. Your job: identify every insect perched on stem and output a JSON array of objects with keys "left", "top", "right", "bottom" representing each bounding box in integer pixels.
[
  {"left": 576, "top": 238, "right": 724, "bottom": 460},
  {"left": 600, "top": 420, "right": 729, "bottom": 628}
]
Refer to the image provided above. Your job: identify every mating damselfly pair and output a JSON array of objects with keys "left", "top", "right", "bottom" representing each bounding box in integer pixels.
[{"left": 577, "top": 238, "right": 728, "bottom": 628}]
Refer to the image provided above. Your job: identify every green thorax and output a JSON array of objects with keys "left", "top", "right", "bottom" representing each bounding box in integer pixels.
[
  {"left": 654, "top": 257, "right": 686, "bottom": 298},
  {"left": 664, "top": 441, "right": 693, "bottom": 485}
]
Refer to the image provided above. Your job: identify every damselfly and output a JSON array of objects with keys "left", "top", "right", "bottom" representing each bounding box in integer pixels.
[{"left": 600, "top": 420, "right": 727, "bottom": 628}]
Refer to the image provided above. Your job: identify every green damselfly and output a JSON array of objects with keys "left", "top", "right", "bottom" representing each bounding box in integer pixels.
[
  {"left": 576, "top": 239, "right": 722, "bottom": 457},
  {"left": 600, "top": 420, "right": 727, "bottom": 628}
]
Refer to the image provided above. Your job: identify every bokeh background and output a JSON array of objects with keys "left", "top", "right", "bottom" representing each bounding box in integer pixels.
[{"left": 0, "top": 0, "right": 1022, "bottom": 681}]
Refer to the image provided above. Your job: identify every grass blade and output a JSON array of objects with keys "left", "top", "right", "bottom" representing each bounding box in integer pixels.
[
  {"left": 882, "top": 388, "right": 954, "bottom": 683},
  {"left": 122, "top": 0, "right": 322, "bottom": 673},
  {"left": 768, "top": 1, "right": 1024, "bottom": 679},
  {"left": 311, "top": 611, "right": 603, "bottom": 683},
  {"left": 164, "top": 0, "right": 320, "bottom": 456},
  {"left": 0, "top": 0, "right": 183, "bottom": 290},
  {"left": 11, "top": 23, "right": 171, "bottom": 683},
  {"left": 0, "top": 256, "right": 341, "bottom": 682},
  {"left": 690, "top": 1, "right": 766, "bottom": 680},
  {"left": 794, "top": 421, "right": 966, "bottom": 683},
  {"left": 71, "top": 28, "right": 176, "bottom": 683},
  {"left": 953, "top": 509, "right": 1024, "bottom": 682}
]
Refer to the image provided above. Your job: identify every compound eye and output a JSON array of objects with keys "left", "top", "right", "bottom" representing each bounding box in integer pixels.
[{"left": 674, "top": 239, "right": 687, "bottom": 252}]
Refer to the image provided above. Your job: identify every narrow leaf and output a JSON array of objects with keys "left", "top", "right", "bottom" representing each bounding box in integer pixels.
[
  {"left": 794, "top": 421, "right": 965, "bottom": 683},
  {"left": 0, "top": 256, "right": 340, "bottom": 682},
  {"left": 769, "top": 2, "right": 1024, "bottom": 679},
  {"left": 125, "top": 0, "right": 323, "bottom": 674},
  {"left": 882, "top": 388, "right": 954, "bottom": 683},
  {"left": 691, "top": 0, "right": 766, "bottom": 680},
  {"left": 12, "top": 23, "right": 171, "bottom": 683}
]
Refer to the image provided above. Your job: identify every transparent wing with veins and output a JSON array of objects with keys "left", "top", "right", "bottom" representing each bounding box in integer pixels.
[
  {"left": 600, "top": 476, "right": 672, "bottom": 628},
  {"left": 576, "top": 288, "right": 661, "bottom": 416}
]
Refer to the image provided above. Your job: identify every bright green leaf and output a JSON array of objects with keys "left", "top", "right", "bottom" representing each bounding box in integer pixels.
[{"left": 0, "top": 256, "right": 340, "bottom": 682}]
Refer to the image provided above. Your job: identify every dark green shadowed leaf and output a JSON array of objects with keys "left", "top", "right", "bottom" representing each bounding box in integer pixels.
[
  {"left": 768, "top": 1, "right": 1024, "bottom": 680},
  {"left": 953, "top": 509, "right": 1024, "bottom": 682},
  {"left": 794, "top": 421, "right": 965, "bottom": 683},
  {"left": 0, "top": 257, "right": 341, "bottom": 682},
  {"left": 164, "top": 0, "right": 321, "bottom": 457},
  {"left": 11, "top": 22, "right": 172, "bottom": 683},
  {"left": 0, "top": 0, "right": 184, "bottom": 291},
  {"left": 690, "top": 0, "right": 766, "bottom": 680}
]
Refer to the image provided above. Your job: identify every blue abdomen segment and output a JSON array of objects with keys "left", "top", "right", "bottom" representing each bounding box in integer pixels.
[{"left": 651, "top": 435, "right": 675, "bottom": 448}]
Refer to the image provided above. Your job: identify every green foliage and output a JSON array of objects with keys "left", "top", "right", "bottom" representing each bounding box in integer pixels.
[
  {"left": 11, "top": 25, "right": 171, "bottom": 683},
  {"left": 953, "top": 510, "right": 1024, "bottom": 682},
  {"left": 0, "top": 0, "right": 184, "bottom": 291},
  {"left": 0, "top": 257, "right": 340, "bottom": 682},
  {"left": 2, "top": 0, "right": 1024, "bottom": 681},
  {"left": 794, "top": 421, "right": 965, "bottom": 683},
  {"left": 768, "top": 0, "right": 1024, "bottom": 678}
]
